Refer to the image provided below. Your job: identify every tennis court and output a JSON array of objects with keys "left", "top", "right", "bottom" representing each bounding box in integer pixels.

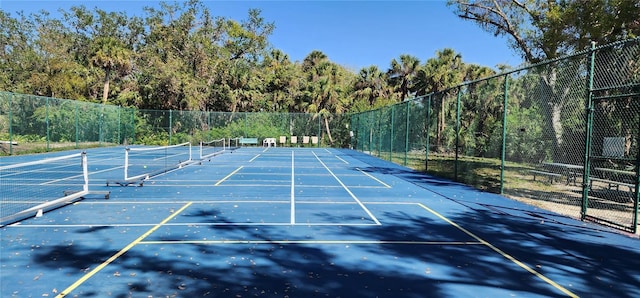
[{"left": 1, "top": 146, "right": 639, "bottom": 297}]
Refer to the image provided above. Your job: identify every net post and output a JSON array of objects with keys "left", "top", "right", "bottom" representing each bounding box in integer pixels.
[
  {"left": 124, "top": 147, "right": 130, "bottom": 180},
  {"left": 82, "top": 152, "right": 89, "bottom": 192}
]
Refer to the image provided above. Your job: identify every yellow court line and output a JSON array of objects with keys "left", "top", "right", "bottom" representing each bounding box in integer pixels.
[
  {"left": 417, "top": 203, "right": 579, "bottom": 298},
  {"left": 214, "top": 166, "right": 243, "bottom": 186},
  {"left": 56, "top": 202, "right": 193, "bottom": 298}
]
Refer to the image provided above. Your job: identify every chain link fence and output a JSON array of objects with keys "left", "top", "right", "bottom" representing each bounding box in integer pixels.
[
  {"left": 352, "top": 38, "right": 640, "bottom": 234},
  {"left": 0, "top": 92, "right": 350, "bottom": 155},
  {"left": 0, "top": 92, "right": 136, "bottom": 154}
]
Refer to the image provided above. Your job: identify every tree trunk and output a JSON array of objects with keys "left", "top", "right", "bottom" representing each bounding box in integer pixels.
[
  {"left": 324, "top": 116, "right": 334, "bottom": 145},
  {"left": 540, "top": 70, "right": 564, "bottom": 161},
  {"left": 102, "top": 68, "right": 111, "bottom": 104}
]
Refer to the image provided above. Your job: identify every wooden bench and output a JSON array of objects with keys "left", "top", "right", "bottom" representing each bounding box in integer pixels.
[
  {"left": 589, "top": 177, "right": 635, "bottom": 193},
  {"left": 530, "top": 170, "right": 562, "bottom": 183},
  {"left": 239, "top": 137, "right": 258, "bottom": 146}
]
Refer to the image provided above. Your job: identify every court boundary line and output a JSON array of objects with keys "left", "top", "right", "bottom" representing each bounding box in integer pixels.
[
  {"left": 356, "top": 167, "right": 391, "bottom": 188},
  {"left": 334, "top": 155, "right": 349, "bottom": 164},
  {"left": 12, "top": 222, "right": 382, "bottom": 228},
  {"left": 312, "top": 151, "right": 381, "bottom": 225},
  {"left": 417, "top": 203, "right": 579, "bottom": 298},
  {"left": 214, "top": 166, "right": 243, "bottom": 186},
  {"left": 138, "top": 239, "right": 484, "bottom": 245},
  {"left": 290, "top": 151, "right": 295, "bottom": 224},
  {"left": 55, "top": 202, "right": 193, "bottom": 298}
]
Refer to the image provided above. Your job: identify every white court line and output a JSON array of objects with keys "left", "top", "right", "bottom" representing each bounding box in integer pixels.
[
  {"left": 312, "top": 151, "right": 381, "bottom": 225},
  {"left": 356, "top": 167, "right": 391, "bottom": 188},
  {"left": 13, "top": 222, "right": 382, "bottom": 228},
  {"left": 139, "top": 239, "right": 483, "bottom": 245},
  {"left": 290, "top": 151, "right": 296, "bottom": 224},
  {"left": 335, "top": 155, "right": 349, "bottom": 164},
  {"left": 249, "top": 154, "right": 261, "bottom": 162}
]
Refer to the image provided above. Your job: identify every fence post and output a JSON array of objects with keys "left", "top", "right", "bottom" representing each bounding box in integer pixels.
[
  {"left": 9, "top": 93, "right": 14, "bottom": 155},
  {"left": 131, "top": 108, "right": 136, "bottom": 144},
  {"left": 500, "top": 75, "right": 509, "bottom": 194},
  {"left": 75, "top": 101, "right": 79, "bottom": 149},
  {"left": 405, "top": 101, "right": 410, "bottom": 166},
  {"left": 377, "top": 108, "right": 382, "bottom": 157},
  {"left": 318, "top": 113, "right": 322, "bottom": 148},
  {"left": 425, "top": 94, "right": 431, "bottom": 171},
  {"left": 581, "top": 41, "right": 597, "bottom": 220},
  {"left": 169, "top": 109, "right": 173, "bottom": 145},
  {"left": 390, "top": 105, "right": 395, "bottom": 162},
  {"left": 45, "top": 96, "right": 50, "bottom": 152},
  {"left": 116, "top": 106, "right": 121, "bottom": 145},
  {"left": 455, "top": 88, "right": 462, "bottom": 181}
]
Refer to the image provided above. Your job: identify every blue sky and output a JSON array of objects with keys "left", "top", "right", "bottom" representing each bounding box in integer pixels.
[{"left": 2, "top": 0, "right": 523, "bottom": 71}]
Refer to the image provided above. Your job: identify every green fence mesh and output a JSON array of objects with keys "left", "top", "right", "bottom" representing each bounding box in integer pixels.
[
  {"left": 0, "top": 93, "right": 136, "bottom": 154},
  {"left": 0, "top": 93, "right": 348, "bottom": 156},
  {"left": 351, "top": 38, "right": 640, "bottom": 233}
]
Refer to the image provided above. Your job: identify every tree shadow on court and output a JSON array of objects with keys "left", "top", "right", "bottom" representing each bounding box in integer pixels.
[
  {"left": 27, "top": 223, "right": 452, "bottom": 297},
  {"left": 339, "top": 149, "right": 640, "bottom": 297},
  {"left": 332, "top": 208, "right": 640, "bottom": 298}
]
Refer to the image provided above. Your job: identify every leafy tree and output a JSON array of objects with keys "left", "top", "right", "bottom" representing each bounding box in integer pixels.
[
  {"left": 448, "top": 0, "right": 640, "bottom": 160},
  {"left": 90, "top": 36, "right": 133, "bottom": 103},
  {"left": 353, "top": 65, "right": 395, "bottom": 110},
  {"left": 448, "top": 0, "right": 640, "bottom": 63},
  {"left": 414, "top": 48, "right": 465, "bottom": 148},
  {"left": 387, "top": 54, "right": 420, "bottom": 102}
]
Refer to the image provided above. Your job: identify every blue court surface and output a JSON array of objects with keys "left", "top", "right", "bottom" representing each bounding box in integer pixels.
[{"left": 1, "top": 147, "right": 639, "bottom": 297}]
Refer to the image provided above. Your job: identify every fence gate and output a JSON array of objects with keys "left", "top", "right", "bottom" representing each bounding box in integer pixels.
[{"left": 583, "top": 88, "right": 640, "bottom": 233}]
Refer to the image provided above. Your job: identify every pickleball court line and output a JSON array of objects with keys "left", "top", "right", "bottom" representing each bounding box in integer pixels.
[
  {"left": 214, "top": 166, "right": 244, "bottom": 186},
  {"left": 55, "top": 202, "right": 193, "bottom": 298},
  {"left": 138, "top": 239, "right": 484, "bottom": 245},
  {"left": 356, "top": 167, "right": 391, "bottom": 188},
  {"left": 290, "top": 150, "right": 295, "bottom": 224},
  {"left": 312, "top": 151, "right": 381, "bottom": 225},
  {"left": 335, "top": 155, "right": 349, "bottom": 164},
  {"left": 417, "top": 203, "right": 579, "bottom": 298}
]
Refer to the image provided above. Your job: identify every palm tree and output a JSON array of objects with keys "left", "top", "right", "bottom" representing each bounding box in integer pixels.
[
  {"left": 90, "top": 36, "right": 132, "bottom": 103},
  {"left": 354, "top": 65, "right": 390, "bottom": 107},
  {"left": 414, "top": 49, "right": 464, "bottom": 148},
  {"left": 387, "top": 54, "right": 420, "bottom": 102}
]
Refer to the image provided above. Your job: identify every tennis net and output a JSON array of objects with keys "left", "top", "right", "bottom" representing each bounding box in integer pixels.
[
  {"left": 0, "top": 152, "right": 109, "bottom": 226},
  {"left": 200, "top": 138, "right": 226, "bottom": 159},
  {"left": 108, "top": 142, "right": 193, "bottom": 186},
  {"left": 229, "top": 137, "right": 241, "bottom": 150}
]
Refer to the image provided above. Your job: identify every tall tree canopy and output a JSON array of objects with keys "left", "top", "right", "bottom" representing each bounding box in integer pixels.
[
  {"left": 1, "top": 0, "right": 637, "bottom": 119},
  {"left": 448, "top": 0, "right": 640, "bottom": 63}
]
